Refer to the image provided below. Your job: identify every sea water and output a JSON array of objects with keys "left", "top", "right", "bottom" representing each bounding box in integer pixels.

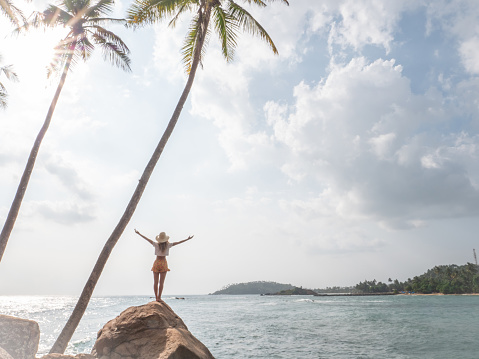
[{"left": 1, "top": 294, "right": 478, "bottom": 358}]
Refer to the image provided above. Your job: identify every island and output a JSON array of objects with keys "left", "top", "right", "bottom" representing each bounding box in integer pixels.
[
  {"left": 212, "top": 262, "right": 479, "bottom": 296},
  {"left": 210, "top": 281, "right": 294, "bottom": 295}
]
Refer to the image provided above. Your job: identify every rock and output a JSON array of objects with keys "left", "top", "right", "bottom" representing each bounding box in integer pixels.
[
  {"left": 92, "top": 301, "right": 214, "bottom": 359},
  {"left": 38, "top": 354, "right": 96, "bottom": 359},
  {"left": 0, "top": 346, "right": 14, "bottom": 359},
  {"left": 0, "top": 315, "right": 40, "bottom": 359}
]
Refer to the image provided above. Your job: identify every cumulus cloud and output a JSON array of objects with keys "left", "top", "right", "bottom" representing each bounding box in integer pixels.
[
  {"left": 265, "top": 57, "right": 479, "bottom": 229},
  {"left": 329, "top": 0, "right": 414, "bottom": 53},
  {"left": 184, "top": 1, "right": 479, "bottom": 235}
]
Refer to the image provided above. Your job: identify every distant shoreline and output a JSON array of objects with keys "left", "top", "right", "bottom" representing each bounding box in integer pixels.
[
  {"left": 397, "top": 293, "right": 479, "bottom": 296},
  {"left": 265, "top": 292, "right": 479, "bottom": 297},
  {"left": 313, "top": 292, "right": 479, "bottom": 297}
]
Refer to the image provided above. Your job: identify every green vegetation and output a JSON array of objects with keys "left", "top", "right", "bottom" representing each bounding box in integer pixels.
[
  {"left": 356, "top": 263, "right": 479, "bottom": 294},
  {"left": 215, "top": 263, "right": 479, "bottom": 297},
  {"left": 212, "top": 281, "right": 294, "bottom": 295},
  {"left": 266, "top": 287, "right": 318, "bottom": 296}
]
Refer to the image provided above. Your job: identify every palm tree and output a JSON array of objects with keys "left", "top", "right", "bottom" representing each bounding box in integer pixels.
[
  {"left": 49, "top": 0, "right": 288, "bottom": 353},
  {"left": 0, "top": 54, "right": 19, "bottom": 108},
  {"left": 0, "top": 0, "right": 131, "bottom": 263}
]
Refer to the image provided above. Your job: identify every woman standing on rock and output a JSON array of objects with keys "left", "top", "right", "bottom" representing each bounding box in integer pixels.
[{"left": 134, "top": 229, "right": 194, "bottom": 301}]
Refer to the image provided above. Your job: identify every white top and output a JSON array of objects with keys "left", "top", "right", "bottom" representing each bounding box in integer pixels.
[{"left": 152, "top": 242, "right": 173, "bottom": 256}]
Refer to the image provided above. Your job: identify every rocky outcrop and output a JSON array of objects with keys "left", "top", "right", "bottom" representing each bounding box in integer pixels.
[
  {"left": 0, "top": 315, "right": 40, "bottom": 359},
  {"left": 92, "top": 301, "right": 214, "bottom": 359}
]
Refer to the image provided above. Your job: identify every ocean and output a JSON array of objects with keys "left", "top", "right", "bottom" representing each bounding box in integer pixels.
[{"left": 1, "top": 294, "right": 478, "bottom": 358}]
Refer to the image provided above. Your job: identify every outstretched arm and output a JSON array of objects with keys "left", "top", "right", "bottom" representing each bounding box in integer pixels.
[
  {"left": 171, "top": 235, "right": 194, "bottom": 247},
  {"left": 134, "top": 229, "right": 154, "bottom": 245}
]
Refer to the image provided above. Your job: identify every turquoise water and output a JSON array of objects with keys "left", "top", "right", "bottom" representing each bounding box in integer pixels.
[{"left": 1, "top": 295, "right": 478, "bottom": 358}]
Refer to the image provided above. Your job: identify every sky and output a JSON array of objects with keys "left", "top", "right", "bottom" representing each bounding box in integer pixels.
[{"left": 1, "top": 0, "right": 479, "bottom": 296}]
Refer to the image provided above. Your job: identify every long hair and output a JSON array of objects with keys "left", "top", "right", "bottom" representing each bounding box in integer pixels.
[{"left": 159, "top": 241, "right": 169, "bottom": 252}]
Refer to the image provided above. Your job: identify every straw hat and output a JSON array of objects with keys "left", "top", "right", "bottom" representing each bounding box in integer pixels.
[{"left": 156, "top": 232, "right": 169, "bottom": 243}]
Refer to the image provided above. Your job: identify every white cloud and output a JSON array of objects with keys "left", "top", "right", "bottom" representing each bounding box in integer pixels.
[
  {"left": 264, "top": 56, "right": 479, "bottom": 228},
  {"left": 426, "top": 0, "right": 479, "bottom": 74},
  {"left": 25, "top": 200, "right": 96, "bottom": 225},
  {"left": 459, "top": 37, "right": 479, "bottom": 74}
]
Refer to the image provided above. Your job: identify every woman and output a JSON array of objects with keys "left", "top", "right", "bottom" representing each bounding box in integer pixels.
[{"left": 134, "top": 229, "right": 193, "bottom": 301}]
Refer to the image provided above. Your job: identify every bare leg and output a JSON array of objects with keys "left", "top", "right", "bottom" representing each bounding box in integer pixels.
[
  {"left": 158, "top": 271, "right": 167, "bottom": 301},
  {"left": 153, "top": 272, "right": 160, "bottom": 301}
]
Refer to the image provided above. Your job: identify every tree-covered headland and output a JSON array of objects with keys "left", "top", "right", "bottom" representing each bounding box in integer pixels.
[
  {"left": 211, "top": 281, "right": 294, "bottom": 295},
  {"left": 356, "top": 263, "right": 479, "bottom": 294}
]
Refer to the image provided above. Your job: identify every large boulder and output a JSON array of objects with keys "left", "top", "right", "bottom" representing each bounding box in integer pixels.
[
  {"left": 0, "top": 315, "right": 40, "bottom": 359},
  {"left": 91, "top": 301, "right": 214, "bottom": 359}
]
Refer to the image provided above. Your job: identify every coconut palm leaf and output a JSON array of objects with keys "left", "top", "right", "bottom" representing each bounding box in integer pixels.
[
  {"left": 168, "top": 2, "right": 193, "bottom": 28},
  {"left": 84, "top": 0, "right": 115, "bottom": 18},
  {"left": 181, "top": 13, "right": 201, "bottom": 72},
  {"left": 127, "top": 0, "right": 190, "bottom": 26},
  {"left": 0, "top": 55, "right": 19, "bottom": 109},
  {"left": 212, "top": 5, "right": 238, "bottom": 62},
  {"left": 228, "top": 0, "right": 277, "bottom": 54},
  {"left": 90, "top": 26, "right": 131, "bottom": 71},
  {"left": 0, "top": 0, "right": 26, "bottom": 26},
  {"left": 0, "top": 64, "right": 19, "bottom": 82}
]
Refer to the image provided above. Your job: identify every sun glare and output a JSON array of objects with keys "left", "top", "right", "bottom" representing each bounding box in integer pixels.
[{"left": 8, "top": 29, "right": 64, "bottom": 82}]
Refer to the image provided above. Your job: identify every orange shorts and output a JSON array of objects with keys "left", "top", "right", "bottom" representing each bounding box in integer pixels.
[{"left": 151, "top": 257, "right": 170, "bottom": 273}]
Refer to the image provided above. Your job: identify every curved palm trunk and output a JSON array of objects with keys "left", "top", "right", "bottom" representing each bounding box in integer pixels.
[
  {"left": 49, "top": 7, "right": 212, "bottom": 354},
  {"left": 0, "top": 51, "right": 74, "bottom": 264}
]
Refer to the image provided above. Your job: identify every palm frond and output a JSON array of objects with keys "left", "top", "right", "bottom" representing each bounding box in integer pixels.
[
  {"left": 240, "top": 0, "right": 266, "bottom": 7},
  {"left": 43, "top": 5, "right": 74, "bottom": 27},
  {"left": 168, "top": 2, "right": 193, "bottom": 28},
  {"left": 256, "top": 0, "right": 289, "bottom": 5},
  {"left": 90, "top": 26, "right": 131, "bottom": 71},
  {"left": 0, "top": 64, "right": 19, "bottom": 82},
  {"left": 228, "top": 0, "right": 278, "bottom": 54},
  {"left": 47, "top": 37, "right": 76, "bottom": 78},
  {"left": 14, "top": 6, "right": 72, "bottom": 36},
  {"left": 0, "top": 83, "right": 8, "bottom": 109},
  {"left": 85, "top": 0, "right": 115, "bottom": 19},
  {"left": 181, "top": 12, "right": 210, "bottom": 74},
  {"left": 126, "top": 0, "right": 191, "bottom": 27},
  {"left": 181, "top": 13, "right": 201, "bottom": 73},
  {"left": 0, "top": 0, "right": 26, "bottom": 27},
  {"left": 0, "top": 57, "right": 18, "bottom": 109},
  {"left": 64, "top": 0, "right": 90, "bottom": 15},
  {"left": 212, "top": 5, "right": 238, "bottom": 62},
  {"left": 85, "top": 17, "right": 127, "bottom": 26},
  {"left": 75, "top": 34, "right": 95, "bottom": 62}
]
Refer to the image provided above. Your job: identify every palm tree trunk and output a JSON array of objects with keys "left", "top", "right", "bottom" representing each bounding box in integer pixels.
[
  {"left": 0, "top": 51, "right": 74, "bottom": 264},
  {"left": 49, "top": 6, "right": 212, "bottom": 354}
]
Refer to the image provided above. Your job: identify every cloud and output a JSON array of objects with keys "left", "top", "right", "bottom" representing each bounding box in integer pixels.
[
  {"left": 425, "top": 0, "right": 479, "bottom": 74},
  {"left": 44, "top": 155, "right": 94, "bottom": 200},
  {"left": 330, "top": 0, "right": 414, "bottom": 53},
  {"left": 22, "top": 200, "right": 96, "bottom": 225},
  {"left": 459, "top": 37, "right": 479, "bottom": 74},
  {"left": 265, "top": 57, "right": 479, "bottom": 229}
]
